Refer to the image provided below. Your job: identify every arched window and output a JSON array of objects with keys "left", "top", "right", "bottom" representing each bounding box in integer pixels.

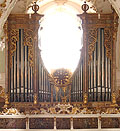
[{"left": 39, "top": 5, "right": 83, "bottom": 73}]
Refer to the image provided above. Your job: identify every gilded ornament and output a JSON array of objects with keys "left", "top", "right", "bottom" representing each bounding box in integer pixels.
[
  {"left": 55, "top": 86, "right": 59, "bottom": 101},
  {"left": 5, "top": 94, "right": 9, "bottom": 105},
  {"left": 55, "top": 86, "right": 59, "bottom": 93},
  {"left": 24, "top": 29, "right": 34, "bottom": 67},
  {"left": 34, "top": 93, "right": 37, "bottom": 104},
  {"left": 9, "top": 29, "right": 19, "bottom": 68},
  {"left": 83, "top": 93, "right": 88, "bottom": 104},
  {"left": 111, "top": 92, "right": 118, "bottom": 106},
  {"left": 88, "top": 28, "right": 97, "bottom": 63},
  {"left": 52, "top": 69, "right": 71, "bottom": 87},
  {"left": 104, "top": 28, "right": 112, "bottom": 60},
  {"left": 1, "top": 108, "right": 20, "bottom": 115},
  {"left": 52, "top": 69, "right": 71, "bottom": 102}
]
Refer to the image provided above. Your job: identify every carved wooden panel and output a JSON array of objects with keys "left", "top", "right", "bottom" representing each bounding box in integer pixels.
[
  {"left": 56, "top": 118, "right": 71, "bottom": 129},
  {"left": 73, "top": 118, "right": 98, "bottom": 129},
  {"left": 0, "top": 118, "right": 26, "bottom": 129},
  {"left": 101, "top": 118, "right": 120, "bottom": 128},
  {"left": 29, "top": 118, "right": 54, "bottom": 129}
]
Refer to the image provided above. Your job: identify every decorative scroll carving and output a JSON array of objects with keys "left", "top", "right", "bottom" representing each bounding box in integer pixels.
[
  {"left": 1, "top": 102, "right": 120, "bottom": 115},
  {"left": 104, "top": 28, "right": 112, "bottom": 60},
  {"left": 88, "top": 28, "right": 97, "bottom": 63},
  {"left": 52, "top": 69, "right": 71, "bottom": 102},
  {"left": 9, "top": 29, "right": 19, "bottom": 68},
  {"left": 0, "top": 108, "right": 20, "bottom": 115},
  {"left": 24, "top": 29, "right": 34, "bottom": 67}
]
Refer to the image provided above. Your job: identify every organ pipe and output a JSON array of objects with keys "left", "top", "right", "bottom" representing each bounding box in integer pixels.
[
  {"left": 8, "top": 13, "right": 116, "bottom": 104},
  {"left": 88, "top": 28, "right": 112, "bottom": 102}
]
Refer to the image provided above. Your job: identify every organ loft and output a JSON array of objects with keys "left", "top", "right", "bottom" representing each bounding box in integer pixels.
[{"left": 0, "top": 0, "right": 120, "bottom": 130}]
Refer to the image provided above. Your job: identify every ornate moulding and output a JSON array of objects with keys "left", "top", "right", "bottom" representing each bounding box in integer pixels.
[{"left": 0, "top": 102, "right": 119, "bottom": 115}]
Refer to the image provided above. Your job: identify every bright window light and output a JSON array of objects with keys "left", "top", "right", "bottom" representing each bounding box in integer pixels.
[{"left": 39, "top": 5, "right": 83, "bottom": 73}]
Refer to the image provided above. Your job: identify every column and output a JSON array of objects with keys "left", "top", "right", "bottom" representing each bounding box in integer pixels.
[
  {"left": 98, "top": 116, "right": 101, "bottom": 130},
  {"left": 26, "top": 117, "right": 29, "bottom": 130},
  {"left": 71, "top": 117, "right": 73, "bottom": 130},
  {"left": 54, "top": 117, "right": 56, "bottom": 130}
]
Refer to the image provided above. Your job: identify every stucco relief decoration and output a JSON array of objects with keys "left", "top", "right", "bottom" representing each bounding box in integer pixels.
[
  {"left": 87, "top": 28, "right": 97, "bottom": 63},
  {"left": 24, "top": 29, "right": 34, "bottom": 67},
  {"left": 104, "top": 28, "right": 112, "bottom": 60},
  {"left": 9, "top": 29, "right": 19, "bottom": 67},
  {"left": 0, "top": 0, "right": 7, "bottom": 17}
]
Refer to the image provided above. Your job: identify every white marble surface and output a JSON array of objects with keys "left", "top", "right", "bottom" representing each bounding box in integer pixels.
[{"left": 0, "top": 114, "right": 120, "bottom": 130}]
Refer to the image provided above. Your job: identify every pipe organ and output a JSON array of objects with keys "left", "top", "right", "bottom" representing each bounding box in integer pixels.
[
  {"left": 6, "top": 8, "right": 118, "bottom": 107},
  {"left": 71, "top": 58, "right": 83, "bottom": 102},
  {"left": 9, "top": 29, "right": 34, "bottom": 102},
  {"left": 88, "top": 28, "right": 111, "bottom": 102},
  {"left": 38, "top": 51, "right": 52, "bottom": 102}
]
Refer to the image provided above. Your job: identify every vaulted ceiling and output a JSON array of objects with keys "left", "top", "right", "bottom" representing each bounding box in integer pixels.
[{"left": 0, "top": 0, "right": 120, "bottom": 37}]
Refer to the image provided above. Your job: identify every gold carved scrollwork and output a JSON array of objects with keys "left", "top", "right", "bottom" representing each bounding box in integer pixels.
[
  {"left": 87, "top": 28, "right": 97, "bottom": 63},
  {"left": 9, "top": 29, "right": 19, "bottom": 68},
  {"left": 104, "top": 28, "right": 112, "bottom": 60},
  {"left": 24, "top": 29, "right": 34, "bottom": 67}
]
